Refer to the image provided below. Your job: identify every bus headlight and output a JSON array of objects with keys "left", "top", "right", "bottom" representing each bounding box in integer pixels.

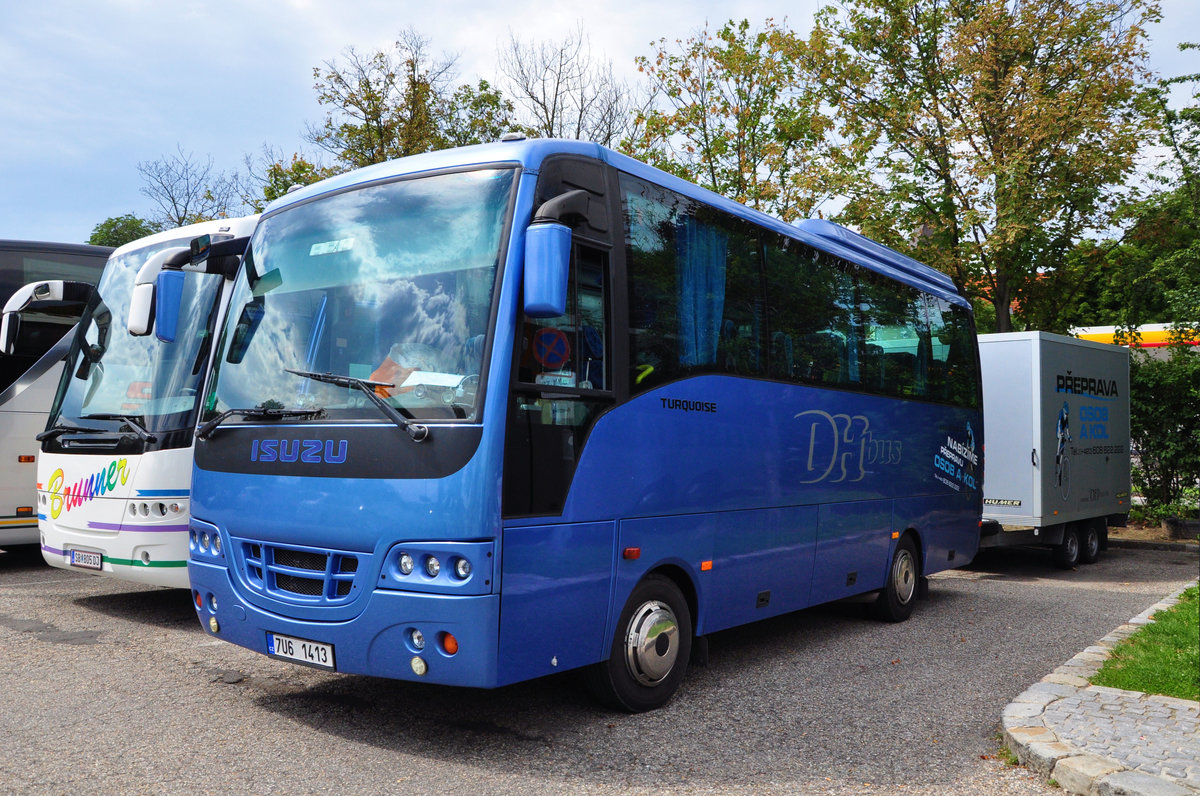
[
  {"left": 410, "top": 628, "right": 425, "bottom": 650},
  {"left": 453, "top": 557, "right": 471, "bottom": 579},
  {"left": 398, "top": 552, "right": 414, "bottom": 575},
  {"left": 425, "top": 556, "right": 440, "bottom": 578}
]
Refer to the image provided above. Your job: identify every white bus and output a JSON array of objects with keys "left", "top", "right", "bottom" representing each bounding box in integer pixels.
[
  {"left": 5, "top": 218, "right": 257, "bottom": 585},
  {"left": 0, "top": 241, "right": 111, "bottom": 545}
]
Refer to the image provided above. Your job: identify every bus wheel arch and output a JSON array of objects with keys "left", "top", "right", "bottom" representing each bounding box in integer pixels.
[
  {"left": 585, "top": 570, "right": 694, "bottom": 712},
  {"left": 875, "top": 531, "right": 921, "bottom": 622}
]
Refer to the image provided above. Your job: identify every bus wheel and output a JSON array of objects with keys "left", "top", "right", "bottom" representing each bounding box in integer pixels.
[
  {"left": 875, "top": 536, "right": 919, "bottom": 622},
  {"left": 1080, "top": 523, "right": 1101, "bottom": 565},
  {"left": 586, "top": 574, "right": 692, "bottom": 713},
  {"left": 1054, "top": 525, "right": 1080, "bottom": 569}
]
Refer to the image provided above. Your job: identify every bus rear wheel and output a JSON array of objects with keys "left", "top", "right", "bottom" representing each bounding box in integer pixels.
[
  {"left": 586, "top": 574, "right": 692, "bottom": 713},
  {"left": 875, "top": 536, "right": 920, "bottom": 622}
]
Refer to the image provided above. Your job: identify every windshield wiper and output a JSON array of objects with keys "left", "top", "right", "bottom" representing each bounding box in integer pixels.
[
  {"left": 36, "top": 423, "right": 108, "bottom": 442},
  {"left": 286, "top": 368, "right": 429, "bottom": 442},
  {"left": 81, "top": 413, "right": 158, "bottom": 443},
  {"left": 196, "top": 406, "right": 325, "bottom": 440}
]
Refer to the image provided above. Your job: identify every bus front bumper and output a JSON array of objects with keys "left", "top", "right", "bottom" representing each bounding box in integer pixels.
[{"left": 189, "top": 559, "right": 500, "bottom": 688}]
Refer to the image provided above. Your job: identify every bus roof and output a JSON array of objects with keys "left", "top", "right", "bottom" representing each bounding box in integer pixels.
[
  {"left": 0, "top": 240, "right": 113, "bottom": 256},
  {"left": 109, "top": 216, "right": 260, "bottom": 258},
  {"left": 264, "top": 138, "right": 969, "bottom": 307}
]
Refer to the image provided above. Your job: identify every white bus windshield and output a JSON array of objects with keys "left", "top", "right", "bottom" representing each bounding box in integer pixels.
[
  {"left": 204, "top": 168, "right": 515, "bottom": 425},
  {"left": 48, "top": 240, "right": 225, "bottom": 436}
]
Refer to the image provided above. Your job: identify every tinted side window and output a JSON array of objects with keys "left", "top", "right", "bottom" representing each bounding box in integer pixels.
[
  {"left": 925, "top": 296, "right": 981, "bottom": 408},
  {"left": 623, "top": 176, "right": 763, "bottom": 394},
  {"left": 857, "top": 273, "right": 930, "bottom": 399},
  {"left": 764, "top": 240, "right": 854, "bottom": 387}
]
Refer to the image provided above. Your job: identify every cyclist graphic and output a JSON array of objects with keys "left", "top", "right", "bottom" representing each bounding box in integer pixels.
[{"left": 1055, "top": 401, "right": 1071, "bottom": 498}]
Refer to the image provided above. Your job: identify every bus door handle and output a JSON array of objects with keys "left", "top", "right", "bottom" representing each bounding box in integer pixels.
[{"left": 1031, "top": 448, "right": 1038, "bottom": 467}]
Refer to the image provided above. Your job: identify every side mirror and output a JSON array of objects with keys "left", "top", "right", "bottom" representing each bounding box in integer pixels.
[
  {"left": 127, "top": 283, "right": 155, "bottom": 336},
  {"left": 1, "top": 279, "right": 94, "bottom": 354},
  {"left": 155, "top": 270, "right": 186, "bottom": 343},
  {"left": 0, "top": 312, "right": 17, "bottom": 356},
  {"left": 523, "top": 222, "right": 571, "bottom": 318},
  {"left": 128, "top": 246, "right": 190, "bottom": 336}
]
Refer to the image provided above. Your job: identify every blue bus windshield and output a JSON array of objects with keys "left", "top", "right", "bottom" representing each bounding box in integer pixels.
[{"left": 204, "top": 168, "right": 515, "bottom": 424}]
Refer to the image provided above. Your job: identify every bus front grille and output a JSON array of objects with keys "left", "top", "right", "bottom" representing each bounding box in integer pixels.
[{"left": 239, "top": 541, "right": 361, "bottom": 605}]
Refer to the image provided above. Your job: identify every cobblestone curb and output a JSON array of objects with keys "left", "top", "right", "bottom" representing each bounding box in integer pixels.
[{"left": 1001, "top": 581, "right": 1200, "bottom": 796}]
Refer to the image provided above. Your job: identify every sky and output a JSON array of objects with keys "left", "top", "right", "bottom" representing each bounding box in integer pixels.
[{"left": 1, "top": 0, "right": 1197, "bottom": 244}]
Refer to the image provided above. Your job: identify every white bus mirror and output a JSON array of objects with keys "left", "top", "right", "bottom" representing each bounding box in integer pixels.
[{"left": 128, "top": 283, "right": 155, "bottom": 336}]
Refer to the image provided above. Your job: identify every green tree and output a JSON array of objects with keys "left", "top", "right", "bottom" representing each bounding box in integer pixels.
[
  {"left": 809, "top": 0, "right": 1161, "bottom": 332},
  {"left": 1042, "top": 44, "right": 1200, "bottom": 334},
  {"left": 442, "top": 80, "right": 520, "bottom": 148},
  {"left": 306, "top": 29, "right": 460, "bottom": 169},
  {"left": 87, "top": 214, "right": 160, "bottom": 247},
  {"left": 1129, "top": 347, "right": 1200, "bottom": 515},
  {"left": 240, "top": 147, "right": 340, "bottom": 213},
  {"left": 627, "top": 19, "right": 834, "bottom": 222}
]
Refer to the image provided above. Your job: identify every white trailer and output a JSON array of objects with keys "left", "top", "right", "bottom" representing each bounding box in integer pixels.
[{"left": 979, "top": 332, "right": 1131, "bottom": 567}]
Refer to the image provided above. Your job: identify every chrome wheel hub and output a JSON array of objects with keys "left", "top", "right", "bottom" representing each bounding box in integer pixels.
[
  {"left": 893, "top": 549, "right": 916, "bottom": 605},
  {"left": 623, "top": 600, "right": 679, "bottom": 686}
]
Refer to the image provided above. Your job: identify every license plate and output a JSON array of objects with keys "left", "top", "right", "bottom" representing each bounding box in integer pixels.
[
  {"left": 266, "top": 632, "right": 335, "bottom": 670},
  {"left": 69, "top": 550, "right": 103, "bottom": 570}
]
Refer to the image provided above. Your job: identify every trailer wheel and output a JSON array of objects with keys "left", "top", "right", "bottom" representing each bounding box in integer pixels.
[
  {"left": 1080, "top": 523, "right": 1101, "bottom": 564},
  {"left": 1054, "top": 525, "right": 1080, "bottom": 569},
  {"left": 875, "top": 536, "right": 919, "bottom": 622},
  {"left": 585, "top": 574, "right": 692, "bottom": 713}
]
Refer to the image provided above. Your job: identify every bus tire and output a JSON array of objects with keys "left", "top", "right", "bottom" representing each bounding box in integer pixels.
[
  {"left": 875, "top": 535, "right": 919, "bottom": 622},
  {"left": 1054, "top": 525, "right": 1080, "bottom": 569},
  {"left": 586, "top": 574, "right": 692, "bottom": 713},
  {"left": 1080, "top": 522, "right": 1101, "bottom": 564}
]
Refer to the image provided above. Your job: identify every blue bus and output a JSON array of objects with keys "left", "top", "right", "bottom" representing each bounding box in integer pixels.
[{"left": 186, "top": 139, "right": 983, "bottom": 711}]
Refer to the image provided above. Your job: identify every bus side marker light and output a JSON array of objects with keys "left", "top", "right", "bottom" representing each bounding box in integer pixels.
[
  {"left": 411, "top": 657, "right": 428, "bottom": 676},
  {"left": 16, "top": 506, "right": 32, "bottom": 516},
  {"left": 891, "top": 531, "right": 900, "bottom": 540},
  {"left": 622, "top": 547, "right": 641, "bottom": 560},
  {"left": 441, "top": 633, "right": 459, "bottom": 655},
  {"left": 700, "top": 560, "right": 712, "bottom": 571},
  {"left": 18, "top": 455, "right": 34, "bottom": 463}
]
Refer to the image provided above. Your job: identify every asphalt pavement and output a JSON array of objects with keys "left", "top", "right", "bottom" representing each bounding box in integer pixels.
[{"left": 0, "top": 541, "right": 1195, "bottom": 795}]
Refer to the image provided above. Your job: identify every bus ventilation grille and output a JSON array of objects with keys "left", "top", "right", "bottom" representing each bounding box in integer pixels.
[{"left": 241, "top": 542, "right": 359, "bottom": 604}]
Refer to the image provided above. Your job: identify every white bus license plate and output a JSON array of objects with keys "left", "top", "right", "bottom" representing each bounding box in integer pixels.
[
  {"left": 69, "top": 550, "right": 103, "bottom": 570},
  {"left": 266, "top": 632, "right": 335, "bottom": 670}
]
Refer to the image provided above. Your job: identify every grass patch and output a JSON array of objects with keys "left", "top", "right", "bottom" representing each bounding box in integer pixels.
[{"left": 1091, "top": 586, "right": 1199, "bottom": 701}]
